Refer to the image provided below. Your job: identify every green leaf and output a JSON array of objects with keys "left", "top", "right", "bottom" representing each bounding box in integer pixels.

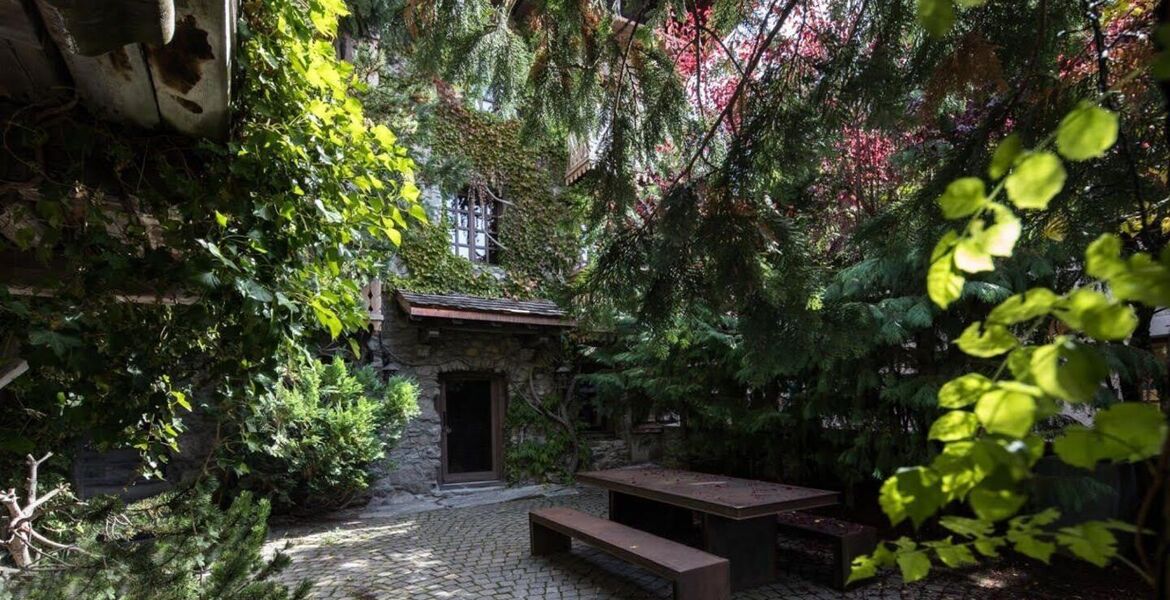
[
  {"left": 896, "top": 550, "right": 932, "bottom": 583},
  {"left": 236, "top": 278, "right": 274, "bottom": 303},
  {"left": 980, "top": 204, "right": 1021, "bottom": 256},
  {"left": 969, "top": 486, "right": 1027, "bottom": 522},
  {"left": 1005, "top": 152, "right": 1066, "bottom": 210},
  {"left": 954, "top": 235, "right": 995, "bottom": 273},
  {"left": 1054, "top": 289, "right": 1137, "bottom": 341},
  {"left": 1055, "top": 522, "right": 1117, "bottom": 567},
  {"left": 939, "top": 516, "right": 994, "bottom": 538},
  {"left": 171, "top": 390, "right": 192, "bottom": 411},
  {"left": 938, "top": 177, "right": 988, "bottom": 219},
  {"left": 934, "top": 543, "right": 977, "bottom": 568},
  {"left": 989, "top": 133, "right": 1023, "bottom": 180},
  {"left": 29, "top": 330, "right": 82, "bottom": 357},
  {"left": 975, "top": 387, "right": 1037, "bottom": 438},
  {"left": 1085, "top": 234, "right": 1125, "bottom": 280},
  {"left": 928, "top": 232, "right": 965, "bottom": 309},
  {"left": 1013, "top": 535, "right": 1056, "bottom": 563},
  {"left": 955, "top": 322, "right": 1017, "bottom": 358},
  {"left": 988, "top": 288, "right": 1057, "bottom": 325},
  {"left": 1096, "top": 403, "right": 1168, "bottom": 460},
  {"left": 929, "top": 411, "right": 980, "bottom": 441},
  {"left": 939, "top": 373, "right": 994, "bottom": 409},
  {"left": 311, "top": 301, "right": 344, "bottom": 339},
  {"left": 1030, "top": 341, "right": 1106, "bottom": 403},
  {"left": 1055, "top": 103, "right": 1119, "bottom": 161},
  {"left": 917, "top": 0, "right": 955, "bottom": 37},
  {"left": 385, "top": 226, "right": 402, "bottom": 246},
  {"left": 880, "top": 467, "right": 944, "bottom": 528},
  {"left": 408, "top": 203, "right": 429, "bottom": 223},
  {"left": 1053, "top": 426, "right": 1107, "bottom": 469},
  {"left": 974, "top": 537, "right": 1005, "bottom": 557},
  {"left": 215, "top": 210, "right": 229, "bottom": 228}
]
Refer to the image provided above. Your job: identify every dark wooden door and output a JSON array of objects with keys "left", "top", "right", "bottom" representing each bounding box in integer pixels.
[{"left": 440, "top": 374, "right": 504, "bottom": 483}]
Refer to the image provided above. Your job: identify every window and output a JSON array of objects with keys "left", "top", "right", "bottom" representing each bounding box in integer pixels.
[{"left": 448, "top": 188, "right": 502, "bottom": 264}]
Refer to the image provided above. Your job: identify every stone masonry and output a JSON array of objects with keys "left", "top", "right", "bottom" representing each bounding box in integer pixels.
[{"left": 367, "top": 300, "right": 559, "bottom": 499}]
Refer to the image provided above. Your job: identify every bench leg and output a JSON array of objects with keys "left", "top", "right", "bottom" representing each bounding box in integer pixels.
[
  {"left": 674, "top": 562, "right": 731, "bottom": 600},
  {"left": 530, "top": 520, "right": 571, "bottom": 556},
  {"left": 834, "top": 528, "right": 878, "bottom": 590},
  {"left": 702, "top": 514, "right": 776, "bottom": 591}
]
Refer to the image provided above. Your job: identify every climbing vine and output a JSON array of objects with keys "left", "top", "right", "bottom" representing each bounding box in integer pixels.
[
  {"left": 0, "top": 0, "right": 420, "bottom": 472},
  {"left": 384, "top": 89, "right": 589, "bottom": 300}
]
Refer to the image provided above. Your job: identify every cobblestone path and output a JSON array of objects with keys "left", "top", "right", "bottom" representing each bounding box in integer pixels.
[{"left": 268, "top": 489, "right": 993, "bottom": 599}]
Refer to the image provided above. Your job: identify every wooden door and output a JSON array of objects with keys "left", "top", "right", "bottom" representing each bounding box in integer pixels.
[{"left": 439, "top": 374, "right": 504, "bottom": 483}]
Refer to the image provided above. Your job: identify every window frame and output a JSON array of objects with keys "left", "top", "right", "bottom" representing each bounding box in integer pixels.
[{"left": 448, "top": 187, "right": 503, "bottom": 265}]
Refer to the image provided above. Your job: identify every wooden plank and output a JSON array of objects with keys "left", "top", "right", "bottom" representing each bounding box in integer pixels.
[
  {"left": 32, "top": 0, "right": 172, "bottom": 56},
  {"left": 0, "top": 359, "right": 29, "bottom": 390},
  {"left": 0, "top": 0, "right": 46, "bottom": 47},
  {"left": 145, "top": 0, "right": 234, "bottom": 140},
  {"left": 529, "top": 507, "right": 729, "bottom": 576},
  {"left": 577, "top": 467, "right": 840, "bottom": 520},
  {"left": 53, "top": 44, "right": 161, "bottom": 129},
  {"left": 0, "top": 38, "right": 70, "bottom": 102}
]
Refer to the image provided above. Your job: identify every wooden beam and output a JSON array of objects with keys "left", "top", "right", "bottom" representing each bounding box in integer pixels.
[{"left": 0, "top": 358, "right": 29, "bottom": 390}]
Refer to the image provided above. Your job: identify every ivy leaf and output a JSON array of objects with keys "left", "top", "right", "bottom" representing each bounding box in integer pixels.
[
  {"left": 975, "top": 388, "right": 1036, "bottom": 438},
  {"left": 880, "top": 467, "right": 944, "bottom": 528},
  {"left": 955, "top": 322, "right": 1018, "bottom": 358},
  {"left": 215, "top": 211, "right": 229, "bottom": 228},
  {"left": 929, "top": 411, "right": 980, "bottom": 441},
  {"left": 896, "top": 550, "right": 932, "bottom": 583},
  {"left": 408, "top": 203, "right": 429, "bottom": 223},
  {"left": 938, "top": 177, "right": 987, "bottom": 219},
  {"left": 917, "top": 0, "right": 955, "bottom": 37},
  {"left": 928, "top": 231, "right": 965, "bottom": 309},
  {"left": 989, "top": 133, "right": 1023, "bottom": 180},
  {"left": 29, "top": 330, "right": 82, "bottom": 357},
  {"left": 236, "top": 278, "right": 274, "bottom": 303},
  {"left": 969, "top": 486, "right": 1027, "bottom": 522},
  {"left": 1005, "top": 152, "right": 1066, "bottom": 210},
  {"left": 988, "top": 288, "right": 1057, "bottom": 325},
  {"left": 1055, "top": 103, "right": 1119, "bottom": 161},
  {"left": 310, "top": 301, "right": 344, "bottom": 339},
  {"left": 1055, "top": 522, "right": 1117, "bottom": 567},
  {"left": 938, "top": 373, "right": 994, "bottom": 409}
]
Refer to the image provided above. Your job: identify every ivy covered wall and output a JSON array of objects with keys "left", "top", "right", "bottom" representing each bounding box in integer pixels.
[{"left": 383, "top": 88, "right": 590, "bottom": 301}]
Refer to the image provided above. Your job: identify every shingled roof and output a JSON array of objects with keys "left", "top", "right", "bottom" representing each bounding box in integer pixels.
[{"left": 395, "top": 291, "right": 574, "bottom": 328}]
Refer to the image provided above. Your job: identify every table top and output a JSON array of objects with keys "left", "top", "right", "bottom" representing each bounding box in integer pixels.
[{"left": 577, "top": 467, "right": 840, "bottom": 520}]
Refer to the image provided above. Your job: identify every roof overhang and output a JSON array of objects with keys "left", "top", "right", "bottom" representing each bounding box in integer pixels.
[
  {"left": 0, "top": 0, "right": 235, "bottom": 140},
  {"left": 395, "top": 290, "right": 576, "bottom": 329}
]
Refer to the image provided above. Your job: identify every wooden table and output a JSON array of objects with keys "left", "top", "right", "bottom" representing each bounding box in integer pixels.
[{"left": 577, "top": 467, "right": 839, "bottom": 590}]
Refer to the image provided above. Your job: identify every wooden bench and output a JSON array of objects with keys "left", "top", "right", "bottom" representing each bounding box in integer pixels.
[
  {"left": 530, "top": 507, "right": 730, "bottom": 600},
  {"left": 775, "top": 511, "right": 877, "bottom": 590}
]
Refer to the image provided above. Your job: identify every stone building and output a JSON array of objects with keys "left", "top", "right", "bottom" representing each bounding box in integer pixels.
[{"left": 368, "top": 290, "right": 574, "bottom": 494}]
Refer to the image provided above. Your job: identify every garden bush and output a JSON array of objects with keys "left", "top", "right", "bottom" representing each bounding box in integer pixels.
[{"left": 228, "top": 356, "right": 419, "bottom": 512}]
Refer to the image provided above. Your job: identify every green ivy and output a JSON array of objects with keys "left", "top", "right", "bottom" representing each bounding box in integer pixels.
[
  {"left": 386, "top": 96, "right": 588, "bottom": 299},
  {"left": 0, "top": 0, "right": 419, "bottom": 471}
]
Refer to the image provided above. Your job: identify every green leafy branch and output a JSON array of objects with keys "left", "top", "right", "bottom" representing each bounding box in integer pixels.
[{"left": 850, "top": 100, "right": 1170, "bottom": 585}]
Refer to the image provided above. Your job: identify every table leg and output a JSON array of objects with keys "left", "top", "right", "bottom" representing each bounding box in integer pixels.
[
  {"left": 702, "top": 513, "right": 777, "bottom": 590},
  {"left": 608, "top": 491, "right": 696, "bottom": 542}
]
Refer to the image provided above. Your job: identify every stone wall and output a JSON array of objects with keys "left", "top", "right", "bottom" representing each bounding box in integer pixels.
[{"left": 367, "top": 301, "right": 559, "bottom": 500}]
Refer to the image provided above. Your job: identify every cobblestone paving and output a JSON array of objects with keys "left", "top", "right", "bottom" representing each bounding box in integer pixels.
[{"left": 268, "top": 489, "right": 983, "bottom": 599}]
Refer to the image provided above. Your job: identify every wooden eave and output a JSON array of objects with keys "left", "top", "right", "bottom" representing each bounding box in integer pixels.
[{"left": 395, "top": 293, "right": 576, "bottom": 329}]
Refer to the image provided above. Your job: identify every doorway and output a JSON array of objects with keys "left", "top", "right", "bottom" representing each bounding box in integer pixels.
[{"left": 439, "top": 374, "right": 504, "bottom": 484}]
